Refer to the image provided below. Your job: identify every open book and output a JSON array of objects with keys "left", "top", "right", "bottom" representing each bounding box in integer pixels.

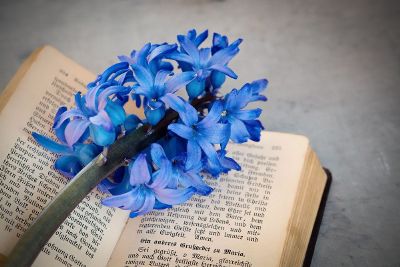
[{"left": 0, "top": 46, "right": 329, "bottom": 267}]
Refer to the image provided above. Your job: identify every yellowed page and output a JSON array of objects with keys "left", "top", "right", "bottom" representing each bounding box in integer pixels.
[
  {"left": 0, "top": 46, "right": 129, "bottom": 267},
  {"left": 108, "top": 131, "right": 309, "bottom": 267}
]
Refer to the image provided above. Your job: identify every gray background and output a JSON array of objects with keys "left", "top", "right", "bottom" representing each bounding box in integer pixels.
[{"left": 1, "top": 0, "right": 399, "bottom": 266}]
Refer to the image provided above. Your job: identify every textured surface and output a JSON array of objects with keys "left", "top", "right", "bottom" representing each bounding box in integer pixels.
[{"left": 1, "top": 0, "right": 399, "bottom": 266}]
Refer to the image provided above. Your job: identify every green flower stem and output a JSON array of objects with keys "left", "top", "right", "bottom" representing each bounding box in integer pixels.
[{"left": 5, "top": 94, "right": 214, "bottom": 267}]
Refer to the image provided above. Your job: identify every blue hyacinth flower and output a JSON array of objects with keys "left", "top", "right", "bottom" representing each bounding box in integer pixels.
[
  {"left": 118, "top": 42, "right": 177, "bottom": 75},
  {"left": 247, "top": 79, "right": 269, "bottom": 102},
  {"left": 162, "top": 93, "right": 229, "bottom": 172},
  {"left": 209, "top": 32, "right": 240, "bottom": 90},
  {"left": 204, "top": 149, "right": 241, "bottom": 177},
  {"left": 172, "top": 155, "right": 213, "bottom": 196},
  {"left": 118, "top": 42, "right": 177, "bottom": 108},
  {"left": 167, "top": 35, "right": 242, "bottom": 98},
  {"left": 220, "top": 80, "right": 268, "bottom": 144},
  {"left": 182, "top": 29, "right": 209, "bottom": 48},
  {"left": 101, "top": 153, "right": 196, "bottom": 218},
  {"left": 131, "top": 64, "right": 195, "bottom": 125},
  {"left": 175, "top": 29, "right": 209, "bottom": 72},
  {"left": 54, "top": 81, "right": 131, "bottom": 147},
  {"left": 151, "top": 141, "right": 213, "bottom": 196},
  {"left": 211, "top": 33, "right": 229, "bottom": 54},
  {"left": 32, "top": 132, "right": 102, "bottom": 178}
]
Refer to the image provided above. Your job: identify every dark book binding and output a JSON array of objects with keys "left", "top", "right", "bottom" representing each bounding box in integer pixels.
[{"left": 303, "top": 168, "right": 332, "bottom": 267}]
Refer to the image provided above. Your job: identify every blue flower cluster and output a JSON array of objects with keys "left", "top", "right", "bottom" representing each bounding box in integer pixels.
[{"left": 33, "top": 29, "right": 268, "bottom": 218}]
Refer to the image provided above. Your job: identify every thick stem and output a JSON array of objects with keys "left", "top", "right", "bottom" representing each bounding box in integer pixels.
[{"left": 5, "top": 94, "right": 214, "bottom": 267}]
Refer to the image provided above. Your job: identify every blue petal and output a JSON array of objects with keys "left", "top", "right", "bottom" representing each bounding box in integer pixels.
[
  {"left": 97, "top": 179, "right": 116, "bottom": 193},
  {"left": 105, "top": 101, "right": 126, "bottom": 126},
  {"left": 193, "top": 29, "right": 208, "bottom": 47},
  {"left": 148, "top": 161, "right": 172, "bottom": 189},
  {"left": 200, "top": 123, "right": 229, "bottom": 144},
  {"left": 55, "top": 155, "right": 82, "bottom": 178},
  {"left": 109, "top": 68, "right": 131, "bottom": 83},
  {"left": 250, "top": 95, "right": 268, "bottom": 102},
  {"left": 117, "top": 70, "right": 135, "bottom": 85},
  {"left": 144, "top": 102, "right": 165, "bottom": 125},
  {"left": 129, "top": 189, "right": 156, "bottom": 217},
  {"left": 158, "top": 61, "right": 174, "bottom": 71},
  {"left": 250, "top": 79, "right": 268, "bottom": 94},
  {"left": 32, "top": 132, "right": 70, "bottom": 154},
  {"left": 220, "top": 154, "right": 241, "bottom": 172},
  {"left": 228, "top": 116, "right": 250, "bottom": 143},
  {"left": 53, "top": 108, "right": 85, "bottom": 129},
  {"left": 179, "top": 102, "right": 199, "bottom": 126},
  {"left": 185, "top": 30, "right": 196, "bottom": 40},
  {"left": 165, "top": 71, "right": 196, "bottom": 94},
  {"left": 199, "top": 48, "right": 211, "bottom": 67},
  {"left": 53, "top": 106, "right": 69, "bottom": 143},
  {"left": 162, "top": 136, "right": 186, "bottom": 160},
  {"left": 136, "top": 43, "right": 152, "bottom": 66},
  {"left": 185, "top": 140, "right": 201, "bottom": 170},
  {"left": 184, "top": 172, "right": 213, "bottom": 196},
  {"left": 118, "top": 55, "right": 136, "bottom": 65},
  {"left": 244, "top": 120, "right": 264, "bottom": 142},
  {"left": 113, "top": 94, "right": 129, "bottom": 107},
  {"left": 153, "top": 199, "right": 172, "bottom": 210},
  {"left": 224, "top": 87, "right": 251, "bottom": 112},
  {"left": 131, "top": 93, "right": 142, "bottom": 108},
  {"left": 89, "top": 110, "right": 113, "bottom": 130},
  {"left": 89, "top": 124, "right": 116, "bottom": 146},
  {"left": 154, "top": 70, "right": 172, "bottom": 94},
  {"left": 186, "top": 79, "right": 205, "bottom": 99},
  {"left": 168, "top": 123, "right": 194, "bottom": 140},
  {"left": 212, "top": 33, "right": 228, "bottom": 53},
  {"left": 197, "top": 100, "right": 223, "bottom": 129},
  {"left": 54, "top": 121, "right": 68, "bottom": 144},
  {"left": 129, "top": 154, "right": 151, "bottom": 185},
  {"left": 197, "top": 137, "right": 222, "bottom": 170},
  {"left": 185, "top": 156, "right": 203, "bottom": 173},
  {"left": 208, "top": 39, "right": 242, "bottom": 66},
  {"left": 75, "top": 143, "right": 102, "bottom": 166},
  {"left": 208, "top": 64, "right": 237, "bottom": 79},
  {"left": 87, "top": 75, "right": 101, "bottom": 89},
  {"left": 74, "top": 93, "right": 93, "bottom": 117},
  {"left": 102, "top": 187, "right": 141, "bottom": 210},
  {"left": 154, "top": 187, "right": 196, "bottom": 205},
  {"left": 232, "top": 108, "right": 262, "bottom": 120},
  {"left": 124, "top": 114, "right": 141, "bottom": 133},
  {"left": 109, "top": 168, "right": 133, "bottom": 195},
  {"left": 162, "top": 94, "right": 198, "bottom": 126},
  {"left": 97, "top": 85, "right": 131, "bottom": 110},
  {"left": 166, "top": 51, "right": 195, "bottom": 65},
  {"left": 178, "top": 36, "right": 200, "bottom": 65},
  {"left": 130, "top": 49, "right": 137, "bottom": 58},
  {"left": 99, "top": 62, "right": 129, "bottom": 83},
  {"left": 236, "top": 84, "right": 253, "bottom": 109},
  {"left": 131, "top": 64, "right": 154, "bottom": 92},
  {"left": 148, "top": 43, "right": 177, "bottom": 62},
  {"left": 65, "top": 119, "right": 91, "bottom": 147},
  {"left": 217, "top": 150, "right": 241, "bottom": 173},
  {"left": 53, "top": 106, "right": 68, "bottom": 128},
  {"left": 150, "top": 143, "right": 168, "bottom": 168},
  {"left": 210, "top": 71, "right": 226, "bottom": 89},
  {"left": 85, "top": 83, "right": 108, "bottom": 111},
  {"left": 167, "top": 167, "right": 180, "bottom": 189}
]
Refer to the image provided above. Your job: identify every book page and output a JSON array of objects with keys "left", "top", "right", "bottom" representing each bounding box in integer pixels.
[
  {"left": 108, "top": 132, "right": 309, "bottom": 267},
  {"left": 0, "top": 46, "right": 129, "bottom": 267}
]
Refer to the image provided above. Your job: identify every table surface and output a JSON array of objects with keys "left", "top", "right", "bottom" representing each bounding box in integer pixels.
[{"left": 1, "top": 0, "right": 399, "bottom": 266}]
